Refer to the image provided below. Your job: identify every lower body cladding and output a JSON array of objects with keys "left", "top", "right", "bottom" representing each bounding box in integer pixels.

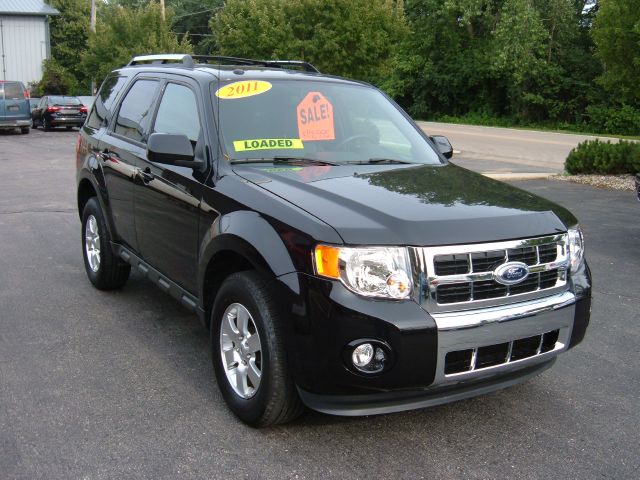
[{"left": 279, "top": 273, "right": 591, "bottom": 416}]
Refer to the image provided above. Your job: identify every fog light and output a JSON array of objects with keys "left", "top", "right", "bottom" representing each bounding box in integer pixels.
[{"left": 352, "top": 343, "right": 374, "bottom": 367}]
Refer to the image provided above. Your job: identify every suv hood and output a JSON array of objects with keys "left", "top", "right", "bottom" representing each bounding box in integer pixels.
[{"left": 233, "top": 163, "right": 576, "bottom": 245}]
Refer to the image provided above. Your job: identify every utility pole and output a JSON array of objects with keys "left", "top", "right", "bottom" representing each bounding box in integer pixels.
[
  {"left": 160, "top": 0, "right": 165, "bottom": 21},
  {"left": 90, "top": 0, "right": 96, "bottom": 94}
]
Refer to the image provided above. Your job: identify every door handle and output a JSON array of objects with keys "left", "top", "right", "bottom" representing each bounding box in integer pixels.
[
  {"left": 98, "top": 149, "right": 119, "bottom": 162},
  {"left": 136, "top": 167, "right": 154, "bottom": 184}
]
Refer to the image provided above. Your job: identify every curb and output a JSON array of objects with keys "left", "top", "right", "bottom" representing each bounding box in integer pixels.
[{"left": 482, "top": 173, "right": 553, "bottom": 180}]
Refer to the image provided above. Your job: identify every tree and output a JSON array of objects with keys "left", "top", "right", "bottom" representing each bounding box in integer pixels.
[
  {"left": 48, "top": 0, "right": 91, "bottom": 93},
  {"left": 210, "top": 0, "right": 408, "bottom": 86},
  {"left": 82, "top": 1, "right": 192, "bottom": 85},
  {"left": 592, "top": 0, "right": 640, "bottom": 103},
  {"left": 35, "top": 59, "right": 78, "bottom": 96}
]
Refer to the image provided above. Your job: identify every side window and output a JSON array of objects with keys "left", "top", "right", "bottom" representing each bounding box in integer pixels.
[
  {"left": 87, "top": 74, "right": 129, "bottom": 129},
  {"left": 114, "top": 79, "right": 160, "bottom": 143},
  {"left": 153, "top": 83, "right": 201, "bottom": 142},
  {"left": 0, "top": 83, "right": 4, "bottom": 100}
]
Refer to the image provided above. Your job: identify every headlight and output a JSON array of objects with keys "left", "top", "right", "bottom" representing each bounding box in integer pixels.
[
  {"left": 314, "top": 245, "right": 412, "bottom": 299},
  {"left": 568, "top": 227, "right": 585, "bottom": 270}
]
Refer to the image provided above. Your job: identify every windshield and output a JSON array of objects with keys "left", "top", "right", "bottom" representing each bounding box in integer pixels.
[
  {"left": 50, "top": 96, "right": 81, "bottom": 105},
  {"left": 215, "top": 79, "right": 442, "bottom": 165}
]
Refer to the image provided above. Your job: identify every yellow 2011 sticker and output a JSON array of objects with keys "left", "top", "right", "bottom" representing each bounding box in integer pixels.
[
  {"left": 216, "top": 80, "right": 272, "bottom": 99},
  {"left": 233, "top": 138, "right": 304, "bottom": 152}
]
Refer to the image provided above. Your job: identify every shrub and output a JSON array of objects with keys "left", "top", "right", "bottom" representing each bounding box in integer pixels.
[
  {"left": 565, "top": 139, "right": 640, "bottom": 174},
  {"left": 585, "top": 104, "right": 640, "bottom": 136}
]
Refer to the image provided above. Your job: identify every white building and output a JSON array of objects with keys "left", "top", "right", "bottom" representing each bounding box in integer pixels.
[{"left": 0, "top": 0, "right": 59, "bottom": 85}]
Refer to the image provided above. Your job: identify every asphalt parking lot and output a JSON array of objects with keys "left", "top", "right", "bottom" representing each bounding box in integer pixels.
[{"left": 1, "top": 128, "right": 639, "bottom": 479}]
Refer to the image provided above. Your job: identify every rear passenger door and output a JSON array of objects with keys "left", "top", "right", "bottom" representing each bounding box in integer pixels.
[
  {"left": 99, "top": 76, "right": 161, "bottom": 251},
  {"left": 133, "top": 78, "right": 207, "bottom": 294}
]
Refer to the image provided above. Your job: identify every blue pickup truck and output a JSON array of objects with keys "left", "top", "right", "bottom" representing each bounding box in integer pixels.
[{"left": 0, "top": 81, "right": 31, "bottom": 134}]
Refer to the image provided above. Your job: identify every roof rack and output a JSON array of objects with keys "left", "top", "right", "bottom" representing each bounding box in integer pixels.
[
  {"left": 127, "top": 54, "right": 194, "bottom": 67},
  {"left": 126, "top": 54, "right": 319, "bottom": 73},
  {"left": 191, "top": 55, "right": 320, "bottom": 73}
]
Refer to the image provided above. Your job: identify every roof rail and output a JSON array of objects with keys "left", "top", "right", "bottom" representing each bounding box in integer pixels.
[
  {"left": 191, "top": 55, "right": 320, "bottom": 73},
  {"left": 127, "top": 54, "right": 194, "bottom": 68}
]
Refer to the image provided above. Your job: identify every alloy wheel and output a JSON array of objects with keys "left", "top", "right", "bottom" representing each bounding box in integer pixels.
[
  {"left": 84, "top": 214, "right": 101, "bottom": 272},
  {"left": 220, "top": 303, "right": 262, "bottom": 399}
]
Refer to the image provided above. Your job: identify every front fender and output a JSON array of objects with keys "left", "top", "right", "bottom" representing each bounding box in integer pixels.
[{"left": 197, "top": 210, "right": 300, "bottom": 302}]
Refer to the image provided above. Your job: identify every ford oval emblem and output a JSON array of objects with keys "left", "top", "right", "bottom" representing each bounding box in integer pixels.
[{"left": 494, "top": 262, "right": 530, "bottom": 285}]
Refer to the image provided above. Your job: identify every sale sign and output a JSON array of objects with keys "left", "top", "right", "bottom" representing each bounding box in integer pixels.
[{"left": 296, "top": 92, "right": 335, "bottom": 141}]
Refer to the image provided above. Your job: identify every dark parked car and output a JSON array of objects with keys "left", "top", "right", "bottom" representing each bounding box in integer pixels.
[
  {"left": 0, "top": 80, "right": 31, "bottom": 134},
  {"left": 32, "top": 95, "right": 87, "bottom": 130},
  {"left": 76, "top": 54, "right": 591, "bottom": 426},
  {"left": 635, "top": 173, "right": 640, "bottom": 201}
]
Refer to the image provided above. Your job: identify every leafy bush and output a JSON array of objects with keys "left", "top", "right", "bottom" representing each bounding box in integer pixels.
[
  {"left": 565, "top": 139, "right": 640, "bottom": 174},
  {"left": 585, "top": 104, "right": 640, "bottom": 136},
  {"left": 33, "top": 59, "right": 78, "bottom": 96}
]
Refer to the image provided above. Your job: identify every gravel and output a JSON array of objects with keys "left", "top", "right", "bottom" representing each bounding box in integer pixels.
[{"left": 551, "top": 174, "right": 636, "bottom": 191}]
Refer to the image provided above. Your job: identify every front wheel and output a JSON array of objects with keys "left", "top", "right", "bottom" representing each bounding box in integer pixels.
[
  {"left": 211, "top": 271, "right": 303, "bottom": 427},
  {"left": 81, "top": 197, "right": 130, "bottom": 290}
]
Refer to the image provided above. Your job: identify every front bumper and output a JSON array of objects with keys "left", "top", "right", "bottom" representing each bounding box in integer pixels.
[{"left": 278, "top": 264, "right": 591, "bottom": 416}]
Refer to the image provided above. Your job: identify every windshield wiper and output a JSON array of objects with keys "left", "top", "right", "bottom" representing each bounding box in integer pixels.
[
  {"left": 230, "top": 156, "right": 338, "bottom": 166},
  {"left": 345, "top": 158, "right": 415, "bottom": 165}
]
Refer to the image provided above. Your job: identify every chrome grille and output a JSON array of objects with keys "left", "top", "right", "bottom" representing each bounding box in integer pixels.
[
  {"left": 444, "top": 330, "right": 560, "bottom": 375},
  {"left": 411, "top": 234, "right": 570, "bottom": 312}
]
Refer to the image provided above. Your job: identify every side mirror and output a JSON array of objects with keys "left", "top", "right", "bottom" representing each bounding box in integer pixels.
[
  {"left": 147, "top": 133, "right": 201, "bottom": 168},
  {"left": 430, "top": 135, "right": 454, "bottom": 159}
]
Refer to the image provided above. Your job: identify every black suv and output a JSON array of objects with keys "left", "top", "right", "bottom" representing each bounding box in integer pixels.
[{"left": 76, "top": 54, "right": 591, "bottom": 426}]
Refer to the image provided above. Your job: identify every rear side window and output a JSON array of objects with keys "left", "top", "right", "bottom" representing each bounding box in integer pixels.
[
  {"left": 87, "top": 74, "right": 129, "bottom": 129},
  {"left": 3, "top": 82, "right": 25, "bottom": 99},
  {"left": 114, "top": 79, "right": 160, "bottom": 143},
  {"left": 153, "top": 83, "right": 201, "bottom": 142}
]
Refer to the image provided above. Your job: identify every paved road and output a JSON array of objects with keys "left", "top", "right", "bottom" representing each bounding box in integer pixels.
[
  {"left": 418, "top": 121, "right": 622, "bottom": 175},
  {"left": 1, "top": 128, "right": 639, "bottom": 479}
]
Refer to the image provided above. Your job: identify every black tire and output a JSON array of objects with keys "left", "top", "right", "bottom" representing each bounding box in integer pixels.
[
  {"left": 31, "top": 122, "right": 37, "bottom": 129},
  {"left": 81, "top": 197, "right": 130, "bottom": 290},
  {"left": 66, "top": 126, "right": 73, "bottom": 131},
  {"left": 43, "top": 116, "right": 52, "bottom": 131},
  {"left": 20, "top": 127, "right": 29, "bottom": 134},
  {"left": 211, "top": 271, "right": 304, "bottom": 427}
]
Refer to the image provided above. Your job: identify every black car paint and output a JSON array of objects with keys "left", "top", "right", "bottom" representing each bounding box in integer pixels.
[{"left": 77, "top": 64, "right": 591, "bottom": 408}]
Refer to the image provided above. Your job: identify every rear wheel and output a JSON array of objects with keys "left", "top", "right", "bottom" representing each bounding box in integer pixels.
[
  {"left": 20, "top": 127, "right": 29, "bottom": 134},
  {"left": 211, "top": 271, "right": 303, "bottom": 427},
  {"left": 43, "top": 116, "right": 52, "bottom": 131},
  {"left": 81, "top": 197, "right": 130, "bottom": 290}
]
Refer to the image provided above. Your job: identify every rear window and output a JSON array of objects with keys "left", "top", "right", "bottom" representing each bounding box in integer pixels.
[
  {"left": 86, "top": 74, "right": 129, "bottom": 129},
  {"left": 114, "top": 79, "right": 160, "bottom": 143},
  {"left": 3, "top": 82, "right": 25, "bottom": 100},
  {"left": 49, "top": 96, "right": 81, "bottom": 105}
]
